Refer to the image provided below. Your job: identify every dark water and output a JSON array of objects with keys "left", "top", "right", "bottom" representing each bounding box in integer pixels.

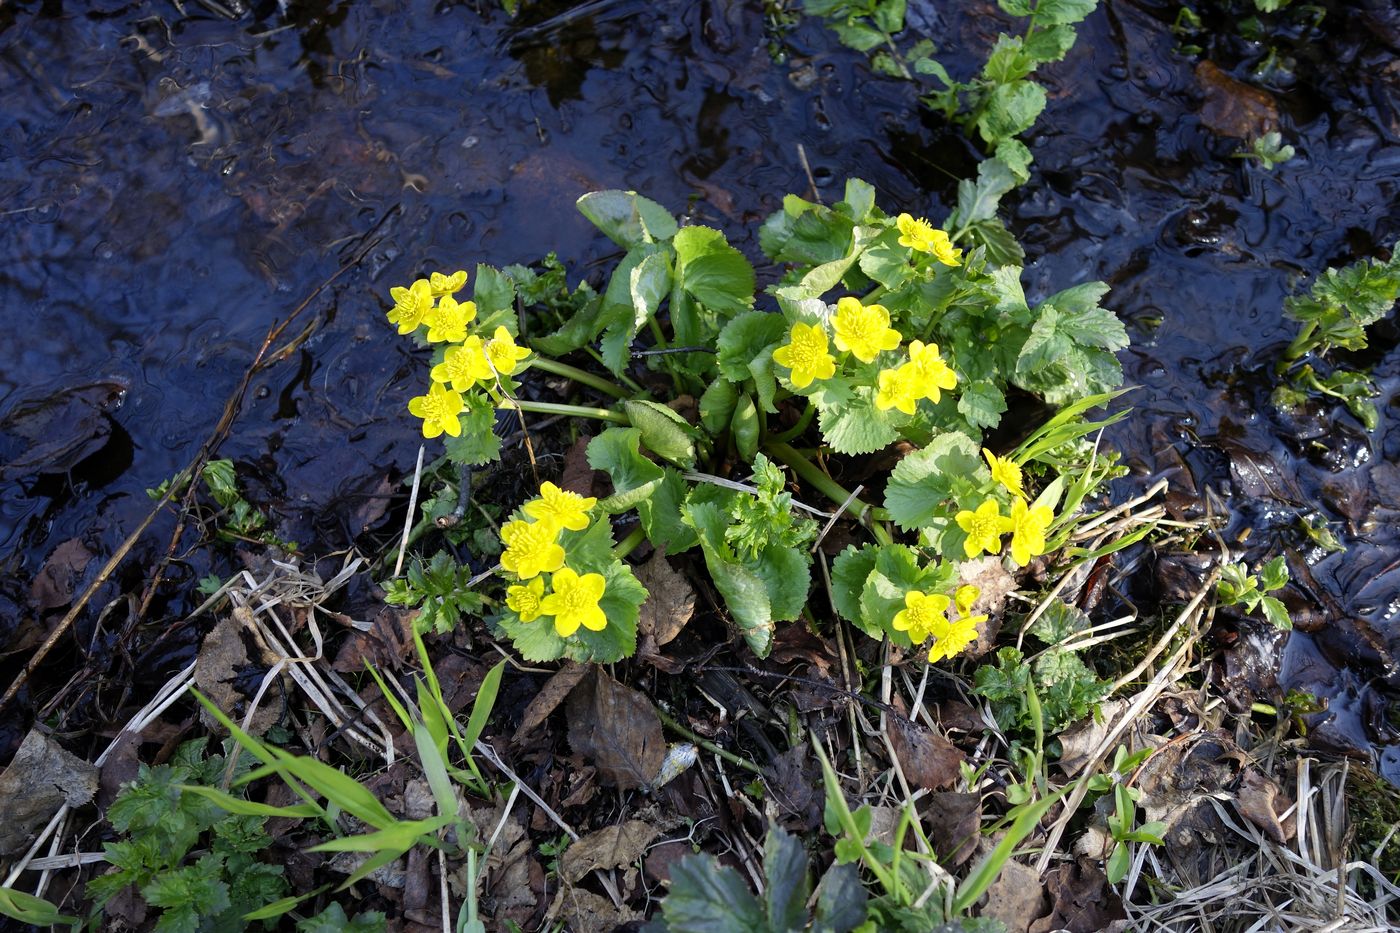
[{"left": 2, "top": 0, "right": 1398, "bottom": 770}]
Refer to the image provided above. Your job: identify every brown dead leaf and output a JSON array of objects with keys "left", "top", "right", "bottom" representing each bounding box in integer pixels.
[
  {"left": 30, "top": 538, "right": 93, "bottom": 612},
  {"left": 768, "top": 623, "right": 838, "bottom": 679},
  {"left": 1056, "top": 698, "right": 1130, "bottom": 776},
  {"left": 765, "top": 744, "right": 822, "bottom": 831},
  {"left": 1137, "top": 732, "right": 1239, "bottom": 860},
  {"left": 636, "top": 553, "right": 695, "bottom": 650},
  {"left": 332, "top": 606, "right": 416, "bottom": 672},
  {"left": 560, "top": 820, "right": 661, "bottom": 883},
  {"left": 0, "top": 729, "right": 98, "bottom": 855},
  {"left": 194, "top": 608, "right": 280, "bottom": 736},
  {"left": 1196, "top": 61, "right": 1279, "bottom": 139},
  {"left": 889, "top": 696, "right": 964, "bottom": 790},
  {"left": 923, "top": 790, "right": 982, "bottom": 867},
  {"left": 1029, "top": 858, "right": 1125, "bottom": 933},
  {"left": 547, "top": 887, "right": 640, "bottom": 932},
  {"left": 979, "top": 858, "right": 1045, "bottom": 933},
  {"left": 513, "top": 661, "right": 589, "bottom": 743},
  {"left": 1235, "top": 767, "right": 1295, "bottom": 844},
  {"left": 566, "top": 668, "right": 665, "bottom": 790},
  {"left": 560, "top": 435, "right": 598, "bottom": 499}
]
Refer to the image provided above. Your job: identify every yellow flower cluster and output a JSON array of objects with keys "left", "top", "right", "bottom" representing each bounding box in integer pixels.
[
  {"left": 954, "top": 450, "right": 1054, "bottom": 566},
  {"left": 893, "top": 583, "right": 987, "bottom": 663},
  {"left": 896, "top": 214, "right": 963, "bottom": 267},
  {"left": 390, "top": 270, "right": 532, "bottom": 439},
  {"left": 769, "top": 301, "right": 959, "bottom": 416},
  {"left": 501, "top": 482, "right": 608, "bottom": 637}
]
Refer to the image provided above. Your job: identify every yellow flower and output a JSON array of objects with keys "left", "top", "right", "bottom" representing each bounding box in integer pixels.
[
  {"left": 430, "top": 336, "right": 493, "bottom": 391},
  {"left": 907, "top": 340, "right": 958, "bottom": 403},
  {"left": 874, "top": 364, "right": 922, "bottom": 415},
  {"left": 831, "top": 297, "right": 902, "bottom": 363},
  {"left": 506, "top": 576, "right": 546, "bottom": 622},
  {"left": 1008, "top": 497, "right": 1055, "bottom": 567},
  {"left": 772, "top": 322, "right": 837, "bottom": 389},
  {"left": 953, "top": 584, "right": 980, "bottom": 617},
  {"left": 499, "top": 520, "right": 566, "bottom": 580},
  {"left": 983, "top": 449, "right": 1026, "bottom": 499},
  {"left": 424, "top": 295, "right": 477, "bottom": 344},
  {"left": 429, "top": 270, "right": 467, "bottom": 297},
  {"left": 483, "top": 326, "right": 532, "bottom": 377},
  {"left": 955, "top": 498, "right": 1013, "bottom": 559},
  {"left": 523, "top": 481, "right": 597, "bottom": 533},
  {"left": 540, "top": 567, "right": 608, "bottom": 637},
  {"left": 892, "top": 590, "right": 951, "bottom": 643},
  {"left": 407, "top": 382, "right": 464, "bottom": 439},
  {"left": 896, "top": 213, "right": 937, "bottom": 252},
  {"left": 926, "top": 229, "right": 963, "bottom": 267},
  {"left": 927, "top": 613, "right": 979, "bottom": 663},
  {"left": 388, "top": 279, "right": 434, "bottom": 335}
]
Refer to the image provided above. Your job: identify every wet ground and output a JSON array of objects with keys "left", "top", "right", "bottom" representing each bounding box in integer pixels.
[{"left": 2, "top": 0, "right": 1399, "bottom": 773}]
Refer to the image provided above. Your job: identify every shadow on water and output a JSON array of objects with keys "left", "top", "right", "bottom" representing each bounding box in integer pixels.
[{"left": 1, "top": 0, "right": 1399, "bottom": 774}]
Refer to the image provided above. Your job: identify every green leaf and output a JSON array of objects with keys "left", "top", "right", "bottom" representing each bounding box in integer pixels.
[
  {"left": 953, "top": 155, "right": 1019, "bottom": 227},
  {"left": 884, "top": 432, "right": 986, "bottom": 531},
  {"left": 700, "top": 379, "right": 740, "bottom": 435},
  {"left": 587, "top": 427, "right": 665, "bottom": 512},
  {"left": 831, "top": 21, "right": 884, "bottom": 51},
  {"left": 630, "top": 249, "right": 674, "bottom": 333},
  {"left": 997, "top": 0, "right": 1033, "bottom": 14},
  {"left": 142, "top": 855, "right": 231, "bottom": 925},
  {"left": 1028, "top": 598, "right": 1091, "bottom": 645},
  {"left": 764, "top": 827, "right": 811, "bottom": 932},
  {"left": 1035, "top": 0, "right": 1098, "bottom": 26},
  {"left": 639, "top": 467, "right": 700, "bottom": 554},
  {"left": 859, "top": 243, "right": 915, "bottom": 290},
  {"left": 984, "top": 35, "right": 1035, "bottom": 83},
  {"left": 1258, "top": 556, "right": 1289, "bottom": 592},
  {"left": 443, "top": 402, "right": 502, "bottom": 466},
  {"left": 716, "top": 311, "right": 788, "bottom": 383},
  {"left": 306, "top": 815, "right": 451, "bottom": 854},
  {"left": 817, "top": 386, "right": 900, "bottom": 455},
  {"left": 660, "top": 853, "right": 766, "bottom": 932},
  {"left": 682, "top": 498, "right": 806, "bottom": 657},
  {"left": 830, "top": 544, "right": 878, "bottom": 628},
  {"left": 841, "top": 178, "right": 877, "bottom": 223},
  {"left": 812, "top": 863, "right": 868, "bottom": 933},
  {"left": 965, "top": 218, "right": 1026, "bottom": 268},
  {"left": 978, "top": 79, "right": 1047, "bottom": 144},
  {"left": 577, "top": 190, "right": 678, "bottom": 247},
  {"left": 565, "top": 556, "right": 646, "bottom": 662},
  {"left": 296, "top": 903, "right": 388, "bottom": 933},
  {"left": 873, "top": 0, "right": 906, "bottom": 33},
  {"left": 1024, "top": 23, "right": 1078, "bottom": 61},
  {"left": 732, "top": 393, "right": 760, "bottom": 462},
  {"left": 472, "top": 263, "right": 516, "bottom": 319},
  {"left": 623, "top": 400, "right": 699, "bottom": 469},
  {"left": 673, "top": 225, "right": 756, "bottom": 315},
  {"left": 994, "top": 138, "right": 1034, "bottom": 183},
  {"left": 0, "top": 887, "right": 78, "bottom": 927},
  {"left": 178, "top": 785, "right": 323, "bottom": 820},
  {"left": 1259, "top": 596, "right": 1292, "bottom": 630},
  {"left": 957, "top": 380, "right": 1008, "bottom": 430}
]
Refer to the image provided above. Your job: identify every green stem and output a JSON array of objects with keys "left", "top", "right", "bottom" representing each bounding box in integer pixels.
[
  {"left": 655, "top": 707, "right": 763, "bottom": 775},
  {"left": 613, "top": 525, "right": 646, "bottom": 560},
  {"left": 769, "top": 401, "right": 816, "bottom": 445},
  {"left": 529, "top": 357, "right": 629, "bottom": 400},
  {"left": 583, "top": 345, "right": 647, "bottom": 394},
  {"left": 1277, "top": 321, "right": 1318, "bottom": 375},
  {"left": 503, "top": 399, "right": 629, "bottom": 425},
  {"left": 765, "top": 442, "right": 894, "bottom": 546}
]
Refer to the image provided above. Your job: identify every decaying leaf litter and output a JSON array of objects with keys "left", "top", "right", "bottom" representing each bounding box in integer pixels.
[{"left": 4, "top": 0, "right": 1400, "bottom": 931}]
